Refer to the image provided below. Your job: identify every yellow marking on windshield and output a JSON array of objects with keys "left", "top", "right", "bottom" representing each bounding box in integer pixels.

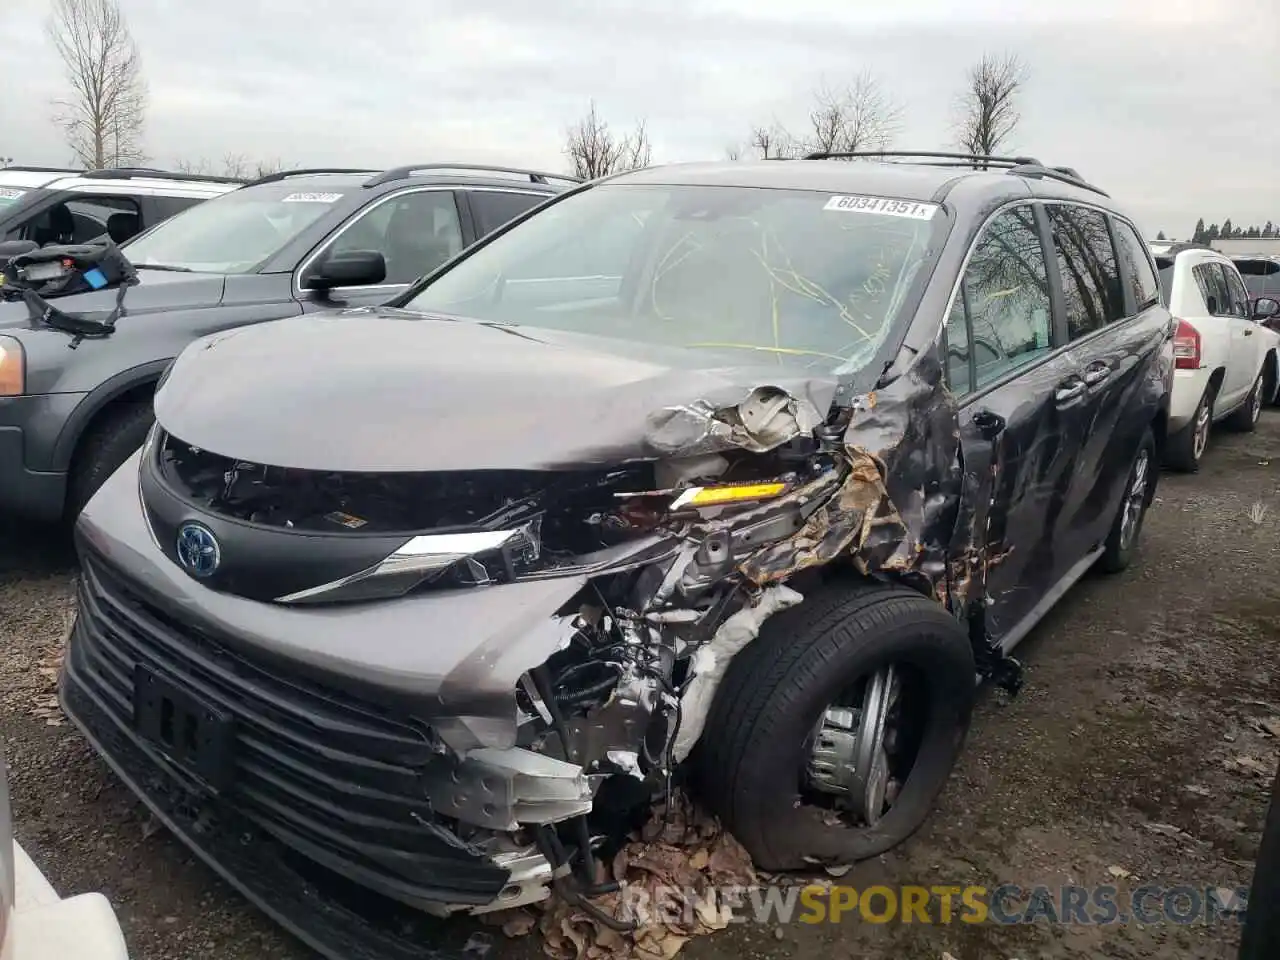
[{"left": 685, "top": 342, "right": 848, "bottom": 362}]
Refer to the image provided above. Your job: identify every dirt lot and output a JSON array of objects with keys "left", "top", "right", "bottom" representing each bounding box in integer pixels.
[{"left": 2, "top": 417, "right": 1278, "bottom": 960}]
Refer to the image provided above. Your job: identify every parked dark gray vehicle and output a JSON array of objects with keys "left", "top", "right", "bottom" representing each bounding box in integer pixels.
[
  {"left": 60, "top": 153, "right": 1173, "bottom": 960},
  {"left": 0, "top": 164, "right": 575, "bottom": 522}
]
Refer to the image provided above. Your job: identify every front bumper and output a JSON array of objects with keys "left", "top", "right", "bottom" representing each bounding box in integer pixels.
[
  {"left": 0, "top": 393, "right": 87, "bottom": 523},
  {"left": 0, "top": 427, "right": 65, "bottom": 523},
  {"left": 59, "top": 451, "right": 616, "bottom": 959},
  {"left": 59, "top": 676, "right": 513, "bottom": 960}
]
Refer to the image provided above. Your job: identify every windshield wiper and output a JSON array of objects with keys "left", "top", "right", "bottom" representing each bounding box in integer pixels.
[{"left": 134, "top": 263, "right": 194, "bottom": 273}]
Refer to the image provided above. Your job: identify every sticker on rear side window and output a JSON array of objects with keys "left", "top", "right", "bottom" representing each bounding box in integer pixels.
[
  {"left": 824, "top": 195, "right": 939, "bottom": 220},
  {"left": 281, "top": 192, "right": 343, "bottom": 203},
  {"left": 0, "top": 188, "right": 24, "bottom": 200}
]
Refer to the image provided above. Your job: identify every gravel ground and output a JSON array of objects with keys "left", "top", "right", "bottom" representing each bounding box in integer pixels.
[{"left": 2, "top": 417, "right": 1278, "bottom": 960}]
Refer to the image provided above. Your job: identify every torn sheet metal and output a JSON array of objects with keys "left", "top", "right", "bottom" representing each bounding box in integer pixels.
[
  {"left": 645, "top": 385, "right": 826, "bottom": 457},
  {"left": 671, "top": 584, "right": 804, "bottom": 762},
  {"left": 735, "top": 346, "right": 964, "bottom": 603}
]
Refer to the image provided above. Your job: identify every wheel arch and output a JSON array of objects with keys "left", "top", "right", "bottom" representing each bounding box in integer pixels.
[
  {"left": 1263, "top": 348, "right": 1279, "bottom": 404},
  {"left": 52, "top": 360, "right": 168, "bottom": 471}
]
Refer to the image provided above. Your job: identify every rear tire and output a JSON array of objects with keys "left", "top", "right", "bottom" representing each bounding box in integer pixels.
[
  {"left": 65, "top": 401, "right": 154, "bottom": 521},
  {"left": 1164, "top": 388, "right": 1213, "bottom": 473},
  {"left": 1225, "top": 370, "right": 1264, "bottom": 433},
  {"left": 694, "top": 579, "right": 975, "bottom": 871},
  {"left": 1099, "top": 429, "right": 1156, "bottom": 574}
]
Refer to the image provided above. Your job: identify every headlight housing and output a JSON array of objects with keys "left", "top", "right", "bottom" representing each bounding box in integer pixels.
[{"left": 0, "top": 336, "right": 24, "bottom": 397}]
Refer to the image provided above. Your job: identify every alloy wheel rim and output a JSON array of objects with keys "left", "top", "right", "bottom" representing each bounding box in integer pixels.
[
  {"left": 1119, "top": 449, "right": 1149, "bottom": 551},
  {"left": 1192, "top": 403, "right": 1211, "bottom": 460}
]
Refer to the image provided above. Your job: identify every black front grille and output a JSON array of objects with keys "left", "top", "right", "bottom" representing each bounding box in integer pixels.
[{"left": 68, "top": 552, "right": 506, "bottom": 904}]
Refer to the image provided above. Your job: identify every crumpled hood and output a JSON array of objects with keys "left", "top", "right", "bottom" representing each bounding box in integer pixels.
[
  {"left": 0, "top": 268, "right": 225, "bottom": 331},
  {"left": 153, "top": 308, "right": 841, "bottom": 472}
]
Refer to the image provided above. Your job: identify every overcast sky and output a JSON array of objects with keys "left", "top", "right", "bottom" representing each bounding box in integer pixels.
[{"left": 1, "top": 0, "right": 1274, "bottom": 237}]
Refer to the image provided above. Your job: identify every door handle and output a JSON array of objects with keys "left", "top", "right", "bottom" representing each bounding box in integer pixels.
[
  {"left": 1244, "top": 327, "right": 1254, "bottom": 337},
  {"left": 1083, "top": 364, "right": 1112, "bottom": 385},
  {"left": 1055, "top": 379, "right": 1086, "bottom": 404},
  {"left": 972, "top": 408, "right": 1006, "bottom": 440}
]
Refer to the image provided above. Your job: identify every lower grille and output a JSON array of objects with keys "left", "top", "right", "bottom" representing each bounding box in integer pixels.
[{"left": 68, "top": 551, "right": 506, "bottom": 905}]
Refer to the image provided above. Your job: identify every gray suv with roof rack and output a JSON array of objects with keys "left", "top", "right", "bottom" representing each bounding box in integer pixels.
[
  {"left": 59, "top": 151, "right": 1172, "bottom": 960},
  {"left": 0, "top": 166, "right": 243, "bottom": 248},
  {"left": 0, "top": 162, "right": 576, "bottom": 523}
]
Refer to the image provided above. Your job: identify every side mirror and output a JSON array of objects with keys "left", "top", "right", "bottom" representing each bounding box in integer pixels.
[
  {"left": 1253, "top": 297, "right": 1280, "bottom": 321},
  {"left": 301, "top": 249, "right": 386, "bottom": 291}
]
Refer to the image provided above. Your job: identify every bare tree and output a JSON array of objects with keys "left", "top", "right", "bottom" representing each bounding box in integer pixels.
[
  {"left": 563, "top": 101, "right": 652, "bottom": 180},
  {"left": 46, "top": 0, "right": 148, "bottom": 169},
  {"left": 805, "top": 72, "right": 903, "bottom": 155},
  {"left": 741, "top": 71, "right": 902, "bottom": 160},
  {"left": 174, "top": 154, "right": 290, "bottom": 178},
  {"left": 955, "top": 52, "right": 1027, "bottom": 159}
]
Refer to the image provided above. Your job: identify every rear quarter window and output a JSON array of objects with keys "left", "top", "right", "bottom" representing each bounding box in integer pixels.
[{"left": 470, "top": 190, "right": 550, "bottom": 237}]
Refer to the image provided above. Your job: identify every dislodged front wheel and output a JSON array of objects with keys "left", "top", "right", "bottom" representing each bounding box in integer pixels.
[
  {"left": 805, "top": 665, "right": 904, "bottom": 827},
  {"left": 694, "top": 580, "right": 977, "bottom": 871}
]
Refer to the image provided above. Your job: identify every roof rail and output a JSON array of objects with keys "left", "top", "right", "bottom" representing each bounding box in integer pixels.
[
  {"left": 245, "top": 167, "right": 381, "bottom": 187},
  {"left": 0, "top": 165, "right": 85, "bottom": 175},
  {"left": 363, "top": 163, "right": 583, "bottom": 189},
  {"left": 801, "top": 150, "right": 1110, "bottom": 198},
  {"left": 1006, "top": 163, "right": 1109, "bottom": 198},
  {"left": 804, "top": 150, "right": 1045, "bottom": 167},
  {"left": 81, "top": 168, "right": 246, "bottom": 185}
]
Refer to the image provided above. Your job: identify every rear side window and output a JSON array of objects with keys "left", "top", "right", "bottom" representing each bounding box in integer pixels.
[
  {"left": 947, "top": 203, "right": 1054, "bottom": 393},
  {"left": 1234, "top": 259, "right": 1280, "bottom": 300},
  {"left": 1193, "top": 263, "right": 1233, "bottom": 317},
  {"left": 1111, "top": 219, "right": 1161, "bottom": 311},
  {"left": 1222, "top": 266, "right": 1251, "bottom": 318},
  {"left": 150, "top": 196, "right": 203, "bottom": 222},
  {"left": 1047, "top": 204, "right": 1126, "bottom": 339},
  {"left": 470, "top": 191, "right": 547, "bottom": 237}
]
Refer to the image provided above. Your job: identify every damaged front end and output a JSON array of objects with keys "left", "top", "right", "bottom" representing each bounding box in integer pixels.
[{"left": 62, "top": 337, "right": 1014, "bottom": 949}]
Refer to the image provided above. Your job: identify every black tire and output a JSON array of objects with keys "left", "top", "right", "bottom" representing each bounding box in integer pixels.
[
  {"left": 1240, "top": 760, "right": 1280, "bottom": 959},
  {"left": 694, "top": 579, "right": 976, "bottom": 871},
  {"left": 1098, "top": 428, "right": 1156, "bottom": 574},
  {"left": 1225, "top": 370, "right": 1265, "bottom": 433},
  {"left": 1164, "top": 388, "right": 1213, "bottom": 473},
  {"left": 65, "top": 401, "right": 154, "bottom": 520}
]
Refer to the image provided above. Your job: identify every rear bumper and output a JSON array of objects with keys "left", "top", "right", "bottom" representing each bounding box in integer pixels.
[
  {"left": 1169, "top": 368, "right": 1213, "bottom": 434},
  {"left": 5, "top": 842, "right": 128, "bottom": 960}
]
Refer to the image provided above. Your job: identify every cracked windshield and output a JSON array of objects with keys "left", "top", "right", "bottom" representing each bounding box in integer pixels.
[{"left": 405, "top": 183, "right": 941, "bottom": 373}]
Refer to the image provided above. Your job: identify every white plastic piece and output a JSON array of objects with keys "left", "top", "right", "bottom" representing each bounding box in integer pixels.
[
  {"left": 671, "top": 585, "right": 804, "bottom": 762},
  {"left": 5, "top": 842, "right": 129, "bottom": 960}
]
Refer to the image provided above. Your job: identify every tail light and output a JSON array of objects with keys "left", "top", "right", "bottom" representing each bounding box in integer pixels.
[{"left": 1173, "top": 318, "right": 1201, "bottom": 370}]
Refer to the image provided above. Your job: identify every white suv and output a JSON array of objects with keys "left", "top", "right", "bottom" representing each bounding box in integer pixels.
[
  {"left": 0, "top": 758, "right": 128, "bottom": 960},
  {"left": 0, "top": 166, "right": 242, "bottom": 248},
  {"left": 1151, "top": 242, "right": 1280, "bottom": 470}
]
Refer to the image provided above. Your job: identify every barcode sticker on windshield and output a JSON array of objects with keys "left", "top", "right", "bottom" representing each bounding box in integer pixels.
[
  {"left": 281, "top": 192, "right": 343, "bottom": 203},
  {"left": 0, "top": 188, "right": 24, "bottom": 200},
  {"left": 824, "top": 195, "right": 938, "bottom": 220}
]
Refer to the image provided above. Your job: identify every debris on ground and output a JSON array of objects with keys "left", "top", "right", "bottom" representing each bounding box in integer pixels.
[{"left": 485, "top": 792, "right": 756, "bottom": 960}]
